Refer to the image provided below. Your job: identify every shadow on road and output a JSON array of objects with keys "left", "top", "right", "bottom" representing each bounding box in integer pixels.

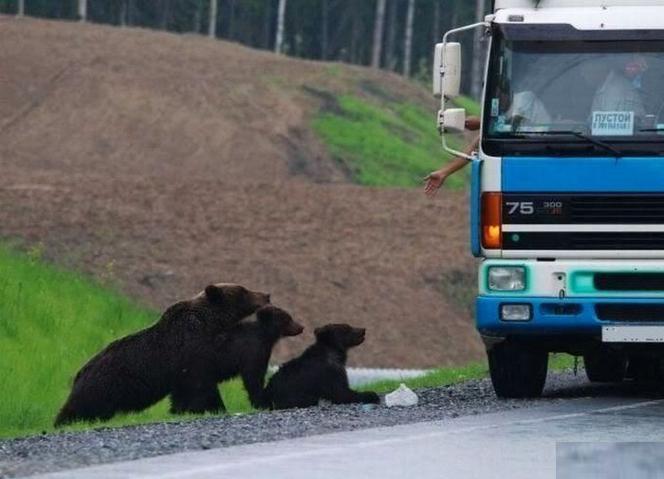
[{"left": 543, "top": 377, "right": 664, "bottom": 401}]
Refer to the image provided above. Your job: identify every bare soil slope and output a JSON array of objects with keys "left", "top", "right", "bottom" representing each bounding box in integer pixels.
[{"left": 0, "top": 17, "right": 483, "bottom": 367}]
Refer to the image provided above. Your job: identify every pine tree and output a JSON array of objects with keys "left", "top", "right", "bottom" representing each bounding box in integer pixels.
[
  {"left": 78, "top": 0, "right": 87, "bottom": 21},
  {"left": 470, "top": 0, "right": 487, "bottom": 99},
  {"left": 208, "top": 0, "right": 218, "bottom": 37},
  {"left": 403, "top": 0, "right": 415, "bottom": 77},
  {"left": 275, "top": 0, "right": 287, "bottom": 54},
  {"left": 371, "top": 0, "right": 386, "bottom": 69}
]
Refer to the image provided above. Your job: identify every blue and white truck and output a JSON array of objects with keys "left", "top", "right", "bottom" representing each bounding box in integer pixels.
[{"left": 434, "top": 0, "right": 664, "bottom": 397}]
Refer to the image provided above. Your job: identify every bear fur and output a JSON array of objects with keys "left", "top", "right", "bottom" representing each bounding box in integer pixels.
[
  {"left": 170, "top": 305, "right": 304, "bottom": 414},
  {"left": 54, "top": 284, "right": 270, "bottom": 426},
  {"left": 265, "top": 323, "right": 380, "bottom": 409}
]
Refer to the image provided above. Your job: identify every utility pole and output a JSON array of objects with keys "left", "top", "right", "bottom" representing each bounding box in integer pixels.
[
  {"left": 275, "top": 0, "right": 287, "bottom": 54},
  {"left": 17, "top": 0, "right": 25, "bottom": 16},
  {"left": 403, "top": 0, "right": 415, "bottom": 77},
  {"left": 371, "top": 0, "right": 387, "bottom": 69},
  {"left": 208, "top": 0, "right": 218, "bottom": 38}
]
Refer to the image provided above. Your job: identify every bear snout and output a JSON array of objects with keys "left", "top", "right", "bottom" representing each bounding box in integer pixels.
[
  {"left": 285, "top": 321, "right": 304, "bottom": 337},
  {"left": 252, "top": 291, "right": 271, "bottom": 308},
  {"left": 351, "top": 328, "right": 366, "bottom": 345}
]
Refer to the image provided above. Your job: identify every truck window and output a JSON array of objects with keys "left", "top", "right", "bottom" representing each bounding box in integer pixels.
[{"left": 483, "top": 30, "right": 664, "bottom": 157}]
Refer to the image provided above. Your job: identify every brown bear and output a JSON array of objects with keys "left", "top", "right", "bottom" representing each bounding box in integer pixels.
[
  {"left": 54, "top": 283, "right": 270, "bottom": 426},
  {"left": 170, "top": 305, "right": 304, "bottom": 414},
  {"left": 265, "top": 323, "right": 380, "bottom": 409}
]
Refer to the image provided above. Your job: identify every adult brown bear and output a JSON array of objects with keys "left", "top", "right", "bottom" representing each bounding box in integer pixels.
[{"left": 54, "top": 283, "right": 269, "bottom": 426}]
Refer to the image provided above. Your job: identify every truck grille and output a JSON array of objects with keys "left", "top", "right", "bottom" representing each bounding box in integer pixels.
[
  {"left": 596, "top": 304, "right": 664, "bottom": 322},
  {"left": 503, "top": 232, "right": 664, "bottom": 250},
  {"left": 503, "top": 194, "right": 664, "bottom": 225},
  {"left": 594, "top": 273, "right": 664, "bottom": 292},
  {"left": 501, "top": 193, "right": 664, "bottom": 251},
  {"left": 570, "top": 195, "right": 664, "bottom": 224}
]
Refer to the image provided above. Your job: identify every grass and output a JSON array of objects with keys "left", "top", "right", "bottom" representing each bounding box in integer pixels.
[
  {"left": 360, "top": 363, "right": 488, "bottom": 394},
  {"left": 0, "top": 243, "right": 252, "bottom": 439},
  {"left": 359, "top": 353, "right": 577, "bottom": 394},
  {"left": 452, "top": 95, "right": 482, "bottom": 117},
  {"left": 311, "top": 93, "right": 472, "bottom": 188},
  {"left": 0, "top": 243, "right": 577, "bottom": 439}
]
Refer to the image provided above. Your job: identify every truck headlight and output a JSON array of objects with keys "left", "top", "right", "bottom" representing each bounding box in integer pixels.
[
  {"left": 488, "top": 266, "right": 526, "bottom": 291},
  {"left": 501, "top": 304, "right": 531, "bottom": 321}
]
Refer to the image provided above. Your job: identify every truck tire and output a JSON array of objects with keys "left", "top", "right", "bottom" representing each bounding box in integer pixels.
[
  {"left": 625, "top": 355, "right": 662, "bottom": 382},
  {"left": 583, "top": 350, "right": 627, "bottom": 383},
  {"left": 488, "top": 341, "right": 548, "bottom": 398}
]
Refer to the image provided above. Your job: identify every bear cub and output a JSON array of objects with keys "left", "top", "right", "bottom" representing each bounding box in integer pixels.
[
  {"left": 170, "top": 305, "right": 304, "bottom": 414},
  {"left": 55, "top": 284, "right": 270, "bottom": 426},
  {"left": 266, "top": 323, "right": 380, "bottom": 409}
]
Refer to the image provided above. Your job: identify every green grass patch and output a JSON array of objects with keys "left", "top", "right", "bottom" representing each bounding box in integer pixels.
[
  {"left": 452, "top": 95, "right": 482, "bottom": 117},
  {"left": 360, "top": 362, "right": 488, "bottom": 394},
  {"left": 0, "top": 244, "right": 254, "bottom": 439},
  {"left": 360, "top": 353, "right": 576, "bottom": 395},
  {"left": 312, "top": 93, "right": 472, "bottom": 188}
]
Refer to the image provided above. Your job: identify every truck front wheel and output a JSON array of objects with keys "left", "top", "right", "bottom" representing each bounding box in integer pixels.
[
  {"left": 488, "top": 341, "right": 548, "bottom": 398},
  {"left": 583, "top": 350, "right": 627, "bottom": 383}
]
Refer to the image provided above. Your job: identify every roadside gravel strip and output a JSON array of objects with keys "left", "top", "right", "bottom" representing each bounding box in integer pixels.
[{"left": 2, "top": 371, "right": 661, "bottom": 478}]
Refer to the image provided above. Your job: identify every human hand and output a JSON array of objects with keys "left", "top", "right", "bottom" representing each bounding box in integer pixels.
[{"left": 423, "top": 169, "right": 447, "bottom": 197}]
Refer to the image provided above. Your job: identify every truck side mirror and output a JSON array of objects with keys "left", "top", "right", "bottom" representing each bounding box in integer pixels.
[
  {"left": 442, "top": 107, "right": 466, "bottom": 133},
  {"left": 433, "top": 42, "right": 461, "bottom": 99}
]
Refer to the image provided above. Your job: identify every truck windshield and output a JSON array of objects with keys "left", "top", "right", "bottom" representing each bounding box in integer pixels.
[{"left": 483, "top": 30, "right": 664, "bottom": 156}]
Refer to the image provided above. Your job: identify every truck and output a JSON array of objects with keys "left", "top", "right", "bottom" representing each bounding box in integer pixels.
[{"left": 433, "top": 0, "right": 664, "bottom": 397}]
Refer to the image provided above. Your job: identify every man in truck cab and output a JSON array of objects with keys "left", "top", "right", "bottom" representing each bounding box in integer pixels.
[{"left": 583, "top": 54, "right": 647, "bottom": 119}]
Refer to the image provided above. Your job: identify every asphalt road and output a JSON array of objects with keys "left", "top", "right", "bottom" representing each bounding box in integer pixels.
[{"left": 30, "top": 395, "right": 664, "bottom": 479}]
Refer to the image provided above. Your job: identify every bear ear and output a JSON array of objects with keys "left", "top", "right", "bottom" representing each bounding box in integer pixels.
[
  {"left": 256, "top": 307, "right": 271, "bottom": 321},
  {"left": 314, "top": 326, "right": 331, "bottom": 343},
  {"left": 204, "top": 285, "right": 224, "bottom": 304}
]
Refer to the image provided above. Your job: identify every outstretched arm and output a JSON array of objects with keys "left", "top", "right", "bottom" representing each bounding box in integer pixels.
[
  {"left": 464, "top": 116, "right": 481, "bottom": 131},
  {"left": 423, "top": 135, "right": 479, "bottom": 197}
]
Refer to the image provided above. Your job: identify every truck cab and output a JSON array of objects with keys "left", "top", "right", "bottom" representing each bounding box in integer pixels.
[{"left": 434, "top": 0, "right": 664, "bottom": 397}]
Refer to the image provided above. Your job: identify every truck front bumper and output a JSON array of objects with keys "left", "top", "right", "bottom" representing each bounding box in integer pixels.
[{"left": 476, "top": 296, "right": 664, "bottom": 338}]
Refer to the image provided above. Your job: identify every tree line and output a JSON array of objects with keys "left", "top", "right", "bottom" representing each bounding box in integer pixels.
[{"left": 2, "top": 0, "right": 489, "bottom": 96}]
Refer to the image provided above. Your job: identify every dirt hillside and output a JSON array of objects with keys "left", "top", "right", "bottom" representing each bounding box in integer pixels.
[{"left": 0, "top": 16, "right": 484, "bottom": 368}]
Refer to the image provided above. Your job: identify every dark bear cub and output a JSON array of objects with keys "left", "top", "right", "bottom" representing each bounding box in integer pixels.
[
  {"left": 170, "top": 305, "right": 304, "bottom": 414},
  {"left": 54, "top": 284, "right": 270, "bottom": 426},
  {"left": 266, "top": 323, "right": 380, "bottom": 409}
]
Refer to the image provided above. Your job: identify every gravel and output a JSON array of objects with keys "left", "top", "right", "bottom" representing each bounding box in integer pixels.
[{"left": 2, "top": 371, "right": 662, "bottom": 478}]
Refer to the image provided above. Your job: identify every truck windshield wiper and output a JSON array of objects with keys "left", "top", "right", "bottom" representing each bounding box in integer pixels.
[{"left": 525, "top": 130, "right": 622, "bottom": 157}]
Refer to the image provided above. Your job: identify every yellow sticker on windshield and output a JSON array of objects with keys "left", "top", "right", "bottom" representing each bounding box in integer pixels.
[{"left": 591, "top": 111, "right": 634, "bottom": 136}]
